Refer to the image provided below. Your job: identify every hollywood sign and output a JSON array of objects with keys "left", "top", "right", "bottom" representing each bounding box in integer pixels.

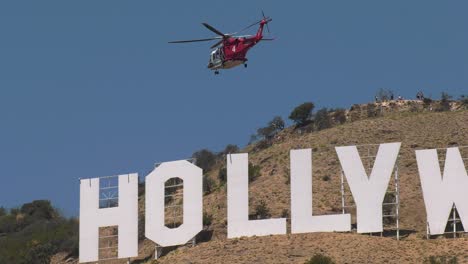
[{"left": 79, "top": 142, "right": 468, "bottom": 262}]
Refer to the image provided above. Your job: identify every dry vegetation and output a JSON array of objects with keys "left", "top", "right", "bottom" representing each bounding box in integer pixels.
[{"left": 53, "top": 101, "right": 468, "bottom": 264}]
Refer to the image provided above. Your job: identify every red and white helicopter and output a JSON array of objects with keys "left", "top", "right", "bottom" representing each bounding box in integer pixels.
[{"left": 169, "top": 12, "right": 273, "bottom": 74}]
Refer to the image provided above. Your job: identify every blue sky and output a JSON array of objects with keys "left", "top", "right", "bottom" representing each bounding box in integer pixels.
[{"left": 0, "top": 1, "right": 467, "bottom": 216}]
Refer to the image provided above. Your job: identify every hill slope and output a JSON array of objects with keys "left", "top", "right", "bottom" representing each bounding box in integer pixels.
[{"left": 53, "top": 103, "right": 468, "bottom": 264}]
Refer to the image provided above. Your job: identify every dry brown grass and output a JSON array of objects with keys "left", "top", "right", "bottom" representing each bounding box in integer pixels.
[{"left": 53, "top": 108, "right": 468, "bottom": 264}]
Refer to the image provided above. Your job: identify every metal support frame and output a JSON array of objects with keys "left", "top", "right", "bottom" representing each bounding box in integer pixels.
[{"left": 340, "top": 144, "right": 401, "bottom": 240}]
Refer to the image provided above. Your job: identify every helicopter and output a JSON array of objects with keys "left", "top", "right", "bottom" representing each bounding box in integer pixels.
[{"left": 168, "top": 12, "right": 273, "bottom": 74}]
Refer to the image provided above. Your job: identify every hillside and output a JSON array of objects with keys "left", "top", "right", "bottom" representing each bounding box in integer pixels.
[{"left": 53, "top": 100, "right": 468, "bottom": 264}]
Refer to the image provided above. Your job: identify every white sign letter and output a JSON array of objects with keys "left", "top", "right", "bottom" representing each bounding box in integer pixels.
[
  {"left": 336, "top": 143, "right": 400, "bottom": 233},
  {"left": 79, "top": 174, "right": 138, "bottom": 263},
  {"left": 416, "top": 147, "right": 468, "bottom": 235},
  {"left": 227, "top": 153, "right": 286, "bottom": 238},
  {"left": 290, "top": 149, "right": 351, "bottom": 233},
  {"left": 145, "top": 160, "right": 203, "bottom": 247}
]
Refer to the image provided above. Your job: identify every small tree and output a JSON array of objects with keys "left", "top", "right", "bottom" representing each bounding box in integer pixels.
[
  {"left": 269, "top": 116, "right": 285, "bottom": 131},
  {"left": 222, "top": 144, "right": 239, "bottom": 155},
  {"left": 289, "top": 102, "right": 315, "bottom": 126},
  {"left": 315, "top": 108, "right": 332, "bottom": 131},
  {"left": 257, "top": 116, "right": 285, "bottom": 140},
  {"left": 257, "top": 125, "right": 277, "bottom": 140},
  {"left": 20, "top": 200, "right": 57, "bottom": 221},
  {"left": 248, "top": 134, "right": 259, "bottom": 145},
  {"left": 192, "top": 149, "right": 217, "bottom": 172}
]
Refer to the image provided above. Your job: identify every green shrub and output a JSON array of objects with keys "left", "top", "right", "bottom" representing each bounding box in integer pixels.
[
  {"left": 203, "top": 211, "right": 213, "bottom": 226},
  {"left": 459, "top": 95, "right": 468, "bottom": 109},
  {"left": 321, "top": 175, "right": 331, "bottom": 181},
  {"left": 289, "top": 102, "right": 315, "bottom": 126},
  {"left": 254, "top": 139, "right": 272, "bottom": 151},
  {"left": 424, "top": 255, "right": 458, "bottom": 264},
  {"left": 203, "top": 175, "right": 215, "bottom": 194},
  {"left": 254, "top": 200, "right": 271, "bottom": 219},
  {"left": 367, "top": 103, "right": 380, "bottom": 118},
  {"left": 332, "top": 109, "right": 347, "bottom": 124},
  {"left": 218, "top": 167, "right": 227, "bottom": 185},
  {"left": 423, "top": 98, "right": 433, "bottom": 109},
  {"left": 222, "top": 144, "right": 239, "bottom": 155},
  {"left": 0, "top": 207, "right": 6, "bottom": 217},
  {"left": 437, "top": 92, "right": 452, "bottom": 112},
  {"left": 0, "top": 200, "right": 78, "bottom": 264},
  {"left": 305, "top": 253, "right": 335, "bottom": 264},
  {"left": 315, "top": 108, "right": 332, "bottom": 131},
  {"left": 257, "top": 116, "right": 285, "bottom": 140},
  {"left": 269, "top": 116, "right": 285, "bottom": 131}
]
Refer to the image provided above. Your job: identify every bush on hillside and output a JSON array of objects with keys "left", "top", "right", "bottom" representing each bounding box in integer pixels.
[
  {"left": 289, "top": 102, "right": 315, "bottom": 126},
  {"left": 305, "top": 253, "right": 335, "bottom": 264},
  {"left": 0, "top": 207, "right": 6, "bottom": 217},
  {"left": 21, "top": 200, "right": 57, "bottom": 221},
  {"left": 254, "top": 139, "right": 272, "bottom": 151},
  {"left": 248, "top": 162, "right": 261, "bottom": 182},
  {"left": 253, "top": 199, "right": 271, "bottom": 219},
  {"left": 315, "top": 108, "right": 333, "bottom": 131},
  {"left": 0, "top": 200, "right": 78, "bottom": 264},
  {"left": 332, "top": 109, "right": 347, "bottom": 124},
  {"left": 257, "top": 125, "right": 277, "bottom": 140},
  {"left": 218, "top": 167, "right": 227, "bottom": 185},
  {"left": 424, "top": 255, "right": 458, "bottom": 264},
  {"left": 459, "top": 95, "right": 468, "bottom": 109},
  {"left": 437, "top": 92, "right": 452, "bottom": 112},
  {"left": 222, "top": 144, "right": 239, "bottom": 155},
  {"left": 257, "top": 116, "right": 286, "bottom": 140},
  {"left": 367, "top": 103, "right": 381, "bottom": 118},
  {"left": 423, "top": 98, "right": 433, "bottom": 109},
  {"left": 203, "top": 211, "right": 213, "bottom": 227},
  {"left": 203, "top": 175, "right": 215, "bottom": 195},
  {"left": 193, "top": 149, "right": 217, "bottom": 172},
  {"left": 269, "top": 116, "right": 285, "bottom": 131}
]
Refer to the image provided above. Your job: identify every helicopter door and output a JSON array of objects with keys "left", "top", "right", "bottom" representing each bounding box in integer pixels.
[{"left": 210, "top": 48, "right": 223, "bottom": 66}]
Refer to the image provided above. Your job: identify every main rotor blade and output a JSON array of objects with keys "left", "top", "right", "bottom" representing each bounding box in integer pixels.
[
  {"left": 202, "top": 23, "right": 226, "bottom": 37},
  {"left": 210, "top": 39, "right": 224, "bottom": 49},
  {"left": 168, "top": 37, "right": 222, "bottom": 44}
]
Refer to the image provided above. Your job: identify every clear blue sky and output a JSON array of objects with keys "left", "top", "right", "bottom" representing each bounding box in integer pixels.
[{"left": 0, "top": 1, "right": 467, "bottom": 216}]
